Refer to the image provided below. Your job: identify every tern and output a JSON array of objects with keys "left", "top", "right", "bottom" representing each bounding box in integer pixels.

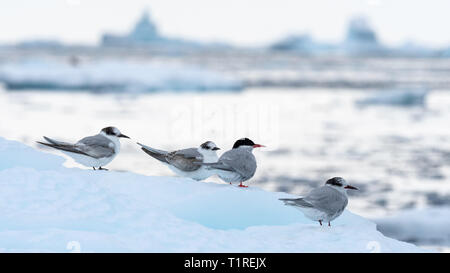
[
  {"left": 37, "top": 126, "right": 130, "bottom": 170},
  {"left": 201, "top": 138, "right": 264, "bottom": 187},
  {"left": 138, "top": 141, "right": 220, "bottom": 181},
  {"left": 279, "top": 177, "right": 358, "bottom": 226}
]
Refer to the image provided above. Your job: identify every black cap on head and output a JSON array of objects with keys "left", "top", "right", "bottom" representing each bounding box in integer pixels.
[
  {"left": 200, "top": 141, "right": 220, "bottom": 151},
  {"left": 232, "top": 138, "right": 255, "bottom": 149},
  {"left": 325, "top": 177, "right": 345, "bottom": 187},
  {"left": 102, "top": 126, "right": 117, "bottom": 136},
  {"left": 101, "top": 126, "right": 130, "bottom": 138}
]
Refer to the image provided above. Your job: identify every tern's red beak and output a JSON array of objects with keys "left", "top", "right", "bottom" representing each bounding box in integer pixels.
[
  {"left": 252, "top": 144, "right": 265, "bottom": 148},
  {"left": 344, "top": 185, "right": 358, "bottom": 190}
]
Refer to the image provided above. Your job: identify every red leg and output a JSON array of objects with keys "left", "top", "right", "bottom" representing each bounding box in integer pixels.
[{"left": 238, "top": 182, "right": 248, "bottom": 188}]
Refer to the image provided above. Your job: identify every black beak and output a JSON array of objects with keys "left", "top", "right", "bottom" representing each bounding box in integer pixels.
[
  {"left": 344, "top": 185, "right": 358, "bottom": 190},
  {"left": 118, "top": 134, "right": 130, "bottom": 139},
  {"left": 212, "top": 147, "right": 220, "bottom": 151}
]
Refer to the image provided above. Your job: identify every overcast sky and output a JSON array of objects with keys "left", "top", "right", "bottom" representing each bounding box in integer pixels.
[{"left": 1, "top": 0, "right": 449, "bottom": 48}]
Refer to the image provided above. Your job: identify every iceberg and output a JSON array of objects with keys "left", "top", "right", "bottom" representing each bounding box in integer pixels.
[
  {"left": 101, "top": 10, "right": 162, "bottom": 46},
  {"left": 100, "top": 10, "right": 230, "bottom": 51},
  {"left": 0, "top": 60, "right": 242, "bottom": 92},
  {"left": 267, "top": 16, "right": 434, "bottom": 57},
  {"left": 340, "top": 16, "right": 385, "bottom": 55},
  {"left": 0, "top": 137, "right": 425, "bottom": 252}
]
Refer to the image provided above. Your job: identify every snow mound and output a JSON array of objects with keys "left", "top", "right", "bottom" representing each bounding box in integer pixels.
[
  {"left": 0, "top": 60, "right": 242, "bottom": 92},
  {"left": 0, "top": 137, "right": 425, "bottom": 252},
  {"left": 0, "top": 137, "right": 65, "bottom": 171},
  {"left": 356, "top": 89, "right": 428, "bottom": 107}
]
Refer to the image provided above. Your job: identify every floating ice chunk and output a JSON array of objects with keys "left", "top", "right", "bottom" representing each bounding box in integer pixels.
[
  {"left": 375, "top": 207, "right": 450, "bottom": 247},
  {"left": 270, "top": 34, "right": 335, "bottom": 53},
  {"left": 0, "top": 60, "right": 242, "bottom": 92},
  {"left": 356, "top": 89, "right": 428, "bottom": 107}
]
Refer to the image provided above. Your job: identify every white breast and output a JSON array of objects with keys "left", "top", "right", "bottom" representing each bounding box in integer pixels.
[
  {"left": 62, "top": 151, "right": 113, "bottom": 168},
  {"left": 297, "top": 207, "right": 329, "bottom": 222},
  {"left": 167, "top": 165, "right": 214, "bottom": 181}
]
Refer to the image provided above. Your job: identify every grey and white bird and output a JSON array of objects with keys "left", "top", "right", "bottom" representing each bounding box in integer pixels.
[
  {"left": 37, "top": 126, "right": 130, "bottom": 170},
  {"left": 137, "top": 141, "right": 220, "bottom": 181},
  {"left": 201, "top": 138, "right": 265, "bottom": 188},
  {"left": 279, "top": 177, "right": 358, "bottom": 226}
]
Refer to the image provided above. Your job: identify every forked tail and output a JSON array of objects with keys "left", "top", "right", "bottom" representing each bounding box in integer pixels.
[
  {"left": 137, "top": 143, "right": 169, "bottom": 163},
  {"left": 36, "top": 137, "right": 89, "bottom": 156}
]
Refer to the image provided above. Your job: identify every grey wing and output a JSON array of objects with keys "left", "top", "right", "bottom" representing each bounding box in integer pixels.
[
  {"left": 209, "top": 149, "right": 257, "bottom": 180},
  {"left": 76, "top": 135, "right": 115, "bottom": 159},
  {"left": 304, "top": 186, "right": 348, "bottom": 215},
  {"left": 224, "top": 150, "right": 257, "bottom": 180},
  {"left": 279, "top": 198, "right": 314, "bottom": 208},
  {"left": 166, "top": 148, "right": 203, "bottom": 172}
]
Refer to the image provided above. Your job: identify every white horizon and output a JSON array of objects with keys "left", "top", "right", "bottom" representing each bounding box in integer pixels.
[{"left": 0, "top": 0, "right": 449, "bottom": 49}]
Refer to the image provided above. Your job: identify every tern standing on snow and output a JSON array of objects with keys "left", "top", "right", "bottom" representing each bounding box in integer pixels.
[
  {"left": 37, "top": 126, "right": 130, "bottom": 170},
  {"left": 201, "top": 138, "right": 265, "bottom": 187},
  {"left": 137, "top": 141, "right": 220, "bottom": 181},
  {"left": 279, "top": 177, "right": 358, "bottom": 226}
]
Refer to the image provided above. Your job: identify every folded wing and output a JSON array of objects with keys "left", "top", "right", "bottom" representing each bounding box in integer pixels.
[
  {"left": 76, "top": 135, "right": 115, "bottom": 159},
  {"left": 202, "top": 149, "right": 257, "bottom": 181},
  {"left": 279, "top": 198, "right": 314, "bottom": 208},
  {"left": 166, "top": 148, "right": 203, "bottom": 172},
  {"left": 303, "top": 186, "right": 348, "bottom": 215}
]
